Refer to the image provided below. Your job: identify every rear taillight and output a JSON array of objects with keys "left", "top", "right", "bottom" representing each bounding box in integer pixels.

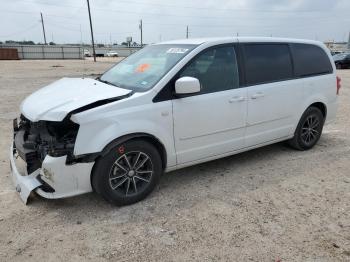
[{"left": 336, "top": 76, "right": 341, "bottom": 95}]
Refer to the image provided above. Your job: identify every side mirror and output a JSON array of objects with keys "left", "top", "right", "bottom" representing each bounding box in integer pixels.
[{"left": 175, "top": 77, "right": 201, "bottom": 95}]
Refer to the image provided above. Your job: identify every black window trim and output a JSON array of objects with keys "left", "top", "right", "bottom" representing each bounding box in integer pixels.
[{"left": 153, "top": 43, "right": 242, "bottom": 103}]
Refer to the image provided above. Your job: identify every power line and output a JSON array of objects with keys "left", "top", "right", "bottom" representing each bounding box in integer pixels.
[
  {"left": 0, "top": 22, "right": 40, "bottom": 38},
  {"left": 104, "top": 0, "right": 349, "bottom": 14},
  {"left": 1, "top": 9, "right": 346, "bottom": 39},
  {"left": 37, "top": 11, "right": 350, "bottom": 30},
  {"left": 0, "top": 9, "right": 348, "bottom": 23},
  {"left": 15, "top": 0, "right": 349, "bottom": 13},
  {"left": 1, "top": 2, "right": 348, "bottom": 42},
  {"left": 35, "top": 14, "right": 350, "bottom": 36},
  {"left": 45, "top": 20, "right": 135, "bottom": 36}
]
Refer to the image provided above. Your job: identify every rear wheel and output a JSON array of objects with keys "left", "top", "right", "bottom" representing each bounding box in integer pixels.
[
  {"left": 92, "top": 140, "right": 162, "bottom": 205},
  {"left": 288, "top": 107, "right": 324, "bottom": 150}
]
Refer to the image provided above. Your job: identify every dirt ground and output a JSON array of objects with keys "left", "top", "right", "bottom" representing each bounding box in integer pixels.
[{"left": 0, "top": 59, "right": 349, "bottom": 262}]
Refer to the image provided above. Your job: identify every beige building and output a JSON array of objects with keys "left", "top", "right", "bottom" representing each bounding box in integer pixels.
[{"left": 324, "top": 33, "right": 350, "bottom": 52}]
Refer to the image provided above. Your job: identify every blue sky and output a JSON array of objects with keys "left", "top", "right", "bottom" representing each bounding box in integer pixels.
[{"left": 0, "top": 0, "right": 349, "bottom": 44}]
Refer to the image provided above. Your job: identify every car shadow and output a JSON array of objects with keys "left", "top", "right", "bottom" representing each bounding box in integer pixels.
[
  {"left": 29, "top": 132, "right": 345, "bottom": 225},
  {"left": 29, "top": 142, "right": 297, "bottom": 220}
]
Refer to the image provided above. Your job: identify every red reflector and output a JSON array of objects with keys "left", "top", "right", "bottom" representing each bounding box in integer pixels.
[{"left": 336, "top": 76, "right": 341, "bottom": 95}]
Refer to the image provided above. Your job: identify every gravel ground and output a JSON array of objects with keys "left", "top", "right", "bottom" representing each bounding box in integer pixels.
[{"left": 0, "top": 59, "right": 349, "bottom": 262}]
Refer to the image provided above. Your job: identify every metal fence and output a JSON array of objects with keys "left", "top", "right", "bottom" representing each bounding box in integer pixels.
[
  {"left": 0, "top": 45, "right": 142, "bottom": 59},
  {"left": 85, "top": 47, "right": 141, "bottom": 57},
  {"left": 0, "top": 45, "right": 83, "bottom": 59}
]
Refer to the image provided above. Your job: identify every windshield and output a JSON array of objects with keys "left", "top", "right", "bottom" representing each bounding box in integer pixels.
[{"left": 100, "top": 44, "right": 196, "bottom": 92}]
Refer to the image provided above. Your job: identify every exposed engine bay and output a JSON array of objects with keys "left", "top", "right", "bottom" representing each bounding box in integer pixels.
[
  {"left": 13, "top": 115, "right": 79, "bottom": 174},
  {"left": 9, "top": 77, "right": 136, "bottom": 203}
]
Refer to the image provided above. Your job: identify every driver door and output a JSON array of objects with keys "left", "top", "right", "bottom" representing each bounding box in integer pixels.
[{"left": 172, "top": 45, "right": 247, "bottom": 164}]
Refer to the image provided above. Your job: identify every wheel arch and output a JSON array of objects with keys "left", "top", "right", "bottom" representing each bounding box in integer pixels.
[
  {"left": 309, "top": 102, "right": 327, "bottom": 119},
  {"left": 96, "top": 133, "right": 167, "bottom": 170},
  {"left": 292, "top": 101, "right": 328, "bottom": 136}
]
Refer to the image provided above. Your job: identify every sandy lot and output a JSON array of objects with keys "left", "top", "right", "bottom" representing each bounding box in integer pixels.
[{"left": 0, "top": 59, "right": 349, "bottom": 262}]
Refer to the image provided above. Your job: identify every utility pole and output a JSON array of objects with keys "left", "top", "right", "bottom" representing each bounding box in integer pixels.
[
  {"left": 186, "top": 25, "right": 189, "bottom": 39},
  {"left": 86, "top": 0, "right": 96, "bottom": 62},
  {"left": 79, "top": 24, "right": 83, "bottom": 45},
  {"left": 40, "top": 12, "right": 47, "bottom": 45},
  {"left": 139, "top": 19, "right": 143, "bottom": 46}
]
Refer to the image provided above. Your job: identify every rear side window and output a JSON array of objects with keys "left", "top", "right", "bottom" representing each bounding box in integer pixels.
[
  {"left": 292, "top": 43, "right": 333, "bottom": 77},
  {"left": 243, "top": 44, "right": 293, "bottom": 86}
]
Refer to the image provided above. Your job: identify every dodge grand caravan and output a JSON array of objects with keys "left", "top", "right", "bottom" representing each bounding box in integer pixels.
[{"left": 10, "top": 37, "right": 340, "bottom": 205}]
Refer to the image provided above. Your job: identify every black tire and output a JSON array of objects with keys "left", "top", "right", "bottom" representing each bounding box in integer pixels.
[
  {"left": 288, "top": 107, "right": 324, "bottom": 150},
  {"left": 92, "top": 139, "right": 162, "bottom": 206}
]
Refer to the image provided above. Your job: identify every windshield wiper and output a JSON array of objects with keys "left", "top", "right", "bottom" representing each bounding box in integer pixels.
[{"left": 96, "top": 77, "right": 119, "bottom": 87}]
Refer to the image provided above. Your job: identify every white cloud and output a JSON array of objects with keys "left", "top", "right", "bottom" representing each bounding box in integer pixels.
[{"left": 0, "top": 0, "right": 349, "bottom": 44}]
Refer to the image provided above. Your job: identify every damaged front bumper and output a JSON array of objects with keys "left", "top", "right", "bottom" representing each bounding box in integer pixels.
[
  {"left": 10, "top": 143, "right": 94, "bottom": 204},
  {"left": 10, "top": 144, "right": 41, "bottom": 204}
]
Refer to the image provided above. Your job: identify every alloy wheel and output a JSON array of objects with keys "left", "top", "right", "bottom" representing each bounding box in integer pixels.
[
  {"left": 109, "top": 151, "right": 153, "bottom": 196},
  {"left": 301, "top": 114, "right": 320, "bottom": 145}
]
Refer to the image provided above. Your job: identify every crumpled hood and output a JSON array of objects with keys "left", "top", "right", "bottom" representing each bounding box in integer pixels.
[{"left": 21, "top": 77, "right": 131, "bottom": 122}]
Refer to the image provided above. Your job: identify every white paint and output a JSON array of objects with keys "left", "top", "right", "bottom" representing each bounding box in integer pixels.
[
  {"left": 12, "top": 37, "right": 338, "bottom": 202},
  {"left": 9, "top": 145, "right": 41, "bottom": 204},
  {"left": 175, "top": 77, "right": 201, "bottom": 94},
  {"left": 20, "top": 77, "right": 131, "bottom": 122}
]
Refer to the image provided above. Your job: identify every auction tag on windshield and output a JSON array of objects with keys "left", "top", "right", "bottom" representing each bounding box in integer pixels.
[
  {"left": 136, "top": 63, "right": 151, "bottom": 73},
  {"left": 166, "top": 48, "right": 189, "bottom": 54}
]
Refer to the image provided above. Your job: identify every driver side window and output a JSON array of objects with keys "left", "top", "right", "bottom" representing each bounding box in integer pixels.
[{"left": 180, "top": 46, "right": 239, "bottom": 95}]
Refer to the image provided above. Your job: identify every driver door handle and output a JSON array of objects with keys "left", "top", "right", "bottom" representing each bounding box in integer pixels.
[{"left": 229, "top": 96, "right": 246, "bottom": 103}]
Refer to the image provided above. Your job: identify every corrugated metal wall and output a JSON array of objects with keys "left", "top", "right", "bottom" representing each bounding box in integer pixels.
[
  {"left": 0, "top": 45, "right": 141, "bottom": 59},
  {"left": 0, "top": 45, "right": 83, "bottom": 59},
  {"left": 85, "top": 47, "right": 141, "bottom": 57}
]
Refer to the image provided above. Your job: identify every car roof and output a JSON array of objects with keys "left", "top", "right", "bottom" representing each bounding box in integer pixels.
[{"left": 156, "top": 37, "right": 323, "bottom": 46}]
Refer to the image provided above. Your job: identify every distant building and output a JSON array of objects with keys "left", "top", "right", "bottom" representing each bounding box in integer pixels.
[{"left": 324, "top": 40, "right": 349, "bottom": 53}]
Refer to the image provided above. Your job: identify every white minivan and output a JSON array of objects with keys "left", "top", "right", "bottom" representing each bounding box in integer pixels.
[{"left": 10, "top": 37, "right": 340, "bottom": 205}]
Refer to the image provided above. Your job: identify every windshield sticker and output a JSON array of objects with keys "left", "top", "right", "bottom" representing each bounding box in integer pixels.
[
  {"left": 136, "top": 63, "right": 151, "bottom": 73},
  {"left": 166, "top": 48, "right": 189, "bottom": 54}
]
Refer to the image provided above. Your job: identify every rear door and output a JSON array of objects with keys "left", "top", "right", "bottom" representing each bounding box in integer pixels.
[
  {"left": 290, "top": 43, "right": 335, "bottom": 116},
  {"left": 242, "top": 43, "right": 303, "bottom": 146}
]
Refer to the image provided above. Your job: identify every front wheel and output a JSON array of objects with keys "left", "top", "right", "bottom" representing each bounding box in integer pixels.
[
  {"left": 92, "top": 140, "right": 163, "bottom": 205},
  {"left": 288, "top": 107, "right": 324, "bottom": 150}
]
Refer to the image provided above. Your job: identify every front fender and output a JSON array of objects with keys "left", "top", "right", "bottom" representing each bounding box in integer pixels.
[{"left": 71, "top": 101, "right": 176, "bottom": 168}]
